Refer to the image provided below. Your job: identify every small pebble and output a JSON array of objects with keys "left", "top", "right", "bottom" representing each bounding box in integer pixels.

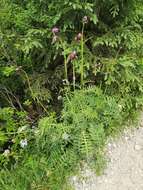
[
  {"left": 134, "top": 144, "right": 142, "bottom": 151},
  {"left": 108, "top": 150, "right": 112, "bottom": 155},
  {"left": 125, "top": 136, "right": 130, "bottom": 141},
  {"left": 98, "top": 179, "right": 103, "bottom": 184},
  {"left": 113, "top": 143, "right": 117, "bottom": 148}
]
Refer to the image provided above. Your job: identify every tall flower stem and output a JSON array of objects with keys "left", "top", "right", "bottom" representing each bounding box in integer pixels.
[
  {"left": 64, "top": 54, "right": 68, "bottom": 81},
  {"left": 72, "top": 61, "right": 76, "bottom": 91},
  {"left": 80, "top": 23, "right": 85, "bottom": 88},
  {"left": 59, "top": 39, "right": 68, "bottom": 82}
]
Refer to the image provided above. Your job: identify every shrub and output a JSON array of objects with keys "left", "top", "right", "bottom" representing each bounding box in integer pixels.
[
  {"left": 0, "top": 87, "right": 134, "bottom": 189},
  {"left": 0, "top": 0, "right": 142, "bottom": 111},
  {"left": 0, "top": 0, "right": 143, "bottom": 189},
  {"left": 0, "top": 107, "right": 32, "bottom": 168}
]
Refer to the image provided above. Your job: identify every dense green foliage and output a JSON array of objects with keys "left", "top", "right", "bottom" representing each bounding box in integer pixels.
[{"left": 0, "top": 0, "right": 143, "bottom": 189}]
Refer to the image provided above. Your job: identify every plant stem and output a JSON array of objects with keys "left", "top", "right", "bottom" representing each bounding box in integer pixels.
[
  {"left": 64, "top": 56, "right": 68, "bottom": 81},
  {"left": 80, "top": 23, "right": 85, "bottom": 88},
  {"left": 73, "top": 61, "right": 75, "bottom": 91},
  {"left": 59, "top": 39, "right": 68, "bottom": 81},
  {"left": 21, "top": 69, "right": 48, "bottom": 114}
]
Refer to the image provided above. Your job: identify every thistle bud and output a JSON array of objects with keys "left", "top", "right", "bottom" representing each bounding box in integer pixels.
[
  {"left": 75, "top": 33, "right": 82, "bottom": 42},
  {"left": 69, "top": 51, "right": 77, "bottom": 61},
  {"left": 52, "top": 27, "right": 59, "bottom": 34},
  {"left": 82, "top": 16, "right": 89, "bottom": 24}
]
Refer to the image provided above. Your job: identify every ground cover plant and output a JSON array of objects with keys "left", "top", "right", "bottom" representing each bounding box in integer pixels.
[{"left": 0, "top": 0, "right": 143, "bottom": 189}]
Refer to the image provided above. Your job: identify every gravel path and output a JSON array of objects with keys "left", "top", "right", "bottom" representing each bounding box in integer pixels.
[{"left": 71, "top": 113, "right": 143, "bottom": 190}]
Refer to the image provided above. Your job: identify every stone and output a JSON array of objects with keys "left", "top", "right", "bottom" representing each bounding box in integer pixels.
[
  {"left": 125, "top": 136, "right": 130, "bottom": 141},
  {"left": 134, "top": 144, "right": 142, "bottom": 151}
]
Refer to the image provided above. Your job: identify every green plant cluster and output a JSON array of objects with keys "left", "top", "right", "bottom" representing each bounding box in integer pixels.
[
  {"left": 0, "top": 0, "right": 143, "bottom": 189},
  {"left": 0, "top": 87, "right": 123, "bottom": 190},
  {"left": 0, "top": 107, "right": 34, "bottom": 168}
]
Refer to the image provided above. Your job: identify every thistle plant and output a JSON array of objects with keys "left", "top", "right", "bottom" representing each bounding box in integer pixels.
[
  {"left": 51, "top": 16, "right": 89, "bottom": 89},
  {"left": 52, "top": 27, "right": 69, "bottom": 83},
  {"left": 68, "top": 50, "right": 77, "bottom": 90}
]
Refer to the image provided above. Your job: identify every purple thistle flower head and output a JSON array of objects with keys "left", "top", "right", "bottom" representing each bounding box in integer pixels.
[{"left": 52, "top": 27, "right": 59, "bottom": 34}]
